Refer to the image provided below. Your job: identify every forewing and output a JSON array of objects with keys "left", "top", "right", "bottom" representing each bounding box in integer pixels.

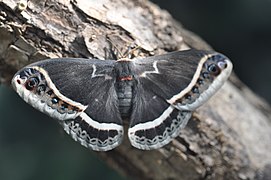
[
  {"left": 128, "top": 49, "right": 232, "bottom": 150},
  {"left": 132, "top": 49, "right": 233, "bottom": 111},
  {"left": 12, "top": 58, "right": 123, "bottom": 151}
]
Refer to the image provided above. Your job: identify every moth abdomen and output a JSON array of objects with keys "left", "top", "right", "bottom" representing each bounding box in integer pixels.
[{"left": 115, "top": 78, "right": 134, "bottom": 118}]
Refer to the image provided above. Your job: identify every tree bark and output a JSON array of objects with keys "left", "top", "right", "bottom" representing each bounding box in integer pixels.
[{"left": 1, "top": 0, "right": 271, "bottom": 179}]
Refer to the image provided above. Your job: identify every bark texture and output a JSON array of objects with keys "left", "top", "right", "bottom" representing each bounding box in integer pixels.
[{"left": 1, "top": 0, "right": 271, "bottom": 179}]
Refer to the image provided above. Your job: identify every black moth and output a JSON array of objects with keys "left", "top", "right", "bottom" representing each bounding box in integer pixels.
[{"left": 12, "top": 49, "right": 232, "bottom": 151}]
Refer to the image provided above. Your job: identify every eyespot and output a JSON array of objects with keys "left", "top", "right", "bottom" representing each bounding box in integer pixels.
[
  {"left": 202, "top": 72, "right": 210, "bottom": 79},
  {"left": 25, "top": 77, "right": 39, "bottom": 90},
  {"left": 37, "top": 84, "right": 46, "bottom": 94},
  {"left": 51, "top": 97, "right": 59, "bottom": 104},
  {"left": 192, "top": 86, "right": 199, "bottom": 94},
  {"left": 212, "top": 54, "right": 225, "bottom": 61},
  {"left": 197, "top": 79, "right": 204, "bottom": 85},
  {"left": 46, "top": 90, "right": 53, "bottom": 95},
  {"left": 60, "top": 103, "right": 68, "bottom": 111},
  {"left": 217, "top": 61, "right": 227, "bottom": 69},
  {"left": 185, "top": 94, "right": 192, "bottom": 100},
  {"left": 208, "top": 64, "right": 220, "bottom": 76}
]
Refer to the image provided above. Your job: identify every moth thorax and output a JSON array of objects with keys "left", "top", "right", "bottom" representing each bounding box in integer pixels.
[{"left": 115, "top": 80, "right": 134, "bottom": 119}]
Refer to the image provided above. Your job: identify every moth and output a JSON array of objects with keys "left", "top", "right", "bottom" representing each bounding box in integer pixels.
[{"left": 12, "top": 49, "right": 232, "bottom": 151}]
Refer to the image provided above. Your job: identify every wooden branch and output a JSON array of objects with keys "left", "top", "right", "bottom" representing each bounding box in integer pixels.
[{"left": 1, "top": 0, "right": 271, "bottom": 179}]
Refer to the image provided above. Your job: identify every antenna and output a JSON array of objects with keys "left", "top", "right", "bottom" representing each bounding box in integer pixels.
[{"left": 106, "top": 37, "right": 141, "bottom": 59}]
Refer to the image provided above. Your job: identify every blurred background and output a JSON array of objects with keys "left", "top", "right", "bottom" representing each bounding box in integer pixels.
[{"left": 0, "top": 0, "right": 270, "bottom": 179}]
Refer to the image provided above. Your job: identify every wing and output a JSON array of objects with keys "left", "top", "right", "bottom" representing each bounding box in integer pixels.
[
  {"left": 12, "top": 58, "right": 123, "bottom": 151},
  {"left": 128, "top": 49, "right": 232, "bottom": 149},
  {"left": 128, "top": 86, "right": 192, "bottom": 150}
]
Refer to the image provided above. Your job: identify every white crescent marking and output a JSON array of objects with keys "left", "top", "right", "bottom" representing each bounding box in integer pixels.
[{"left": 140, "top": 61, "right": 159, "bottom": 77}]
